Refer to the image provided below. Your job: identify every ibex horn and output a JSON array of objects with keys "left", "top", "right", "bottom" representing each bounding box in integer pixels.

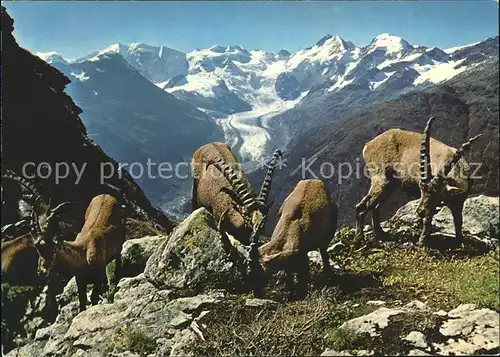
[
  {"left": 1, "top": 169, "right": 43, "bottom": 200},
  {"left": 431, "top": 133, "right": 483, "bottom": 186},
  {"left": 211, "top": 158, "right": 256, "bottom": 208},
  {"left": 419, "top": 117, "right": 434, "bottom": 185},
  {"left": 257, "top": 149, "right": 282, "bottom": 208},
  {"left": 46, "top": 201, "right": 72, "bottom": 222}
]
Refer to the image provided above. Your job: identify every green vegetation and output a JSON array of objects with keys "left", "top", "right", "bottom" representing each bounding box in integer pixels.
[
  {"left": 104, "top": 260, "right": 119, "bottom": 303},
  {"left": 345, "top": 246, "right": 500, "bottom": 310},
  {"left": 1, "top": 284, "right": 40, "bottom": 352},
  {"left": 106, "top": 325, "right": 157, "bottom": 357},
  {"left": 324, "top": 327, "right": 366, "bottom": 351},
  {"left": 189, "top": 241, "right": 499, "bottom": 356}
]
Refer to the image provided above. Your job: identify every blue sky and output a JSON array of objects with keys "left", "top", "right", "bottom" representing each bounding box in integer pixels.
[{"left": 4, "top": 1, "right": 499, "bottom": 59}]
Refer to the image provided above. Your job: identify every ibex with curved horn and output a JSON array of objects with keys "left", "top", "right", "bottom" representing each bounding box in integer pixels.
[
  {"left": 1, "top": 170, "right": 69, "bottom": 287},
  {"left": 191, "top": 142, "right": 282, "bottom": 245},
  {"left": 355, "top": 117, "right": 481, "bottom": 246},
  {"left": 416, "top": 117, "right": 482, "bottom": 246},
  {"left": 34, "top": 192, "right": 126, "bottom": 312}
]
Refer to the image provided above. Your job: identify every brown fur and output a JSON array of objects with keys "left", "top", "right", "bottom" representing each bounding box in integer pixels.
[
  {"left": 1, "top": 234, "right": 40, "bottom": 286},
  {"left": 257, "top": 179, "right": 338, "bottom": 298},
  {"left": 191, "top": 142, "right": 264, "bottom": 244},
  {"left": 36, "top": 194, "right": 125, "bottom": 311},
  {"left": 356, "top": 127, "right": 471, "bottom": 245}
]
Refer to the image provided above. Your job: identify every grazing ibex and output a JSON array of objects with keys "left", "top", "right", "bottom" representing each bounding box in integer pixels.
[
  {"left": 238, "top": 179, "right": 338, "bottom": 299},
  {"left": 355, "top": 117, "right": 481, "bottom": 246},
  {"left": 34, "top": 193, "right": 125, "bottom": 312},
  {"left": 1, "top": 170, "right": 56, "bottom": 286},
  {"left": 192, "top": 142, "right": 282, "bottom": 244}
]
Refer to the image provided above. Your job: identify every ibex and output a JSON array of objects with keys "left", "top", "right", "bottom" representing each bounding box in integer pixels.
[
  {"left": 1, "top": 171, "right": 70, "bottom": 318},
  {"left": 355, "top": 117, "right": 481, "bottom": 246},
  {"left": 191, "top": 142, "right": 282, "bottom": 244},
  {"left": 34, "top": 193, "right": 125, "bottom": 312},
  {"left": 236, "top": 179, "right": 338, "bottom": 299},
  {"left": 2, "top": 233, "right": 41, "bottom": 286},
  {"left": 1, "top": 171, "right": 58, "bottom": 286}
]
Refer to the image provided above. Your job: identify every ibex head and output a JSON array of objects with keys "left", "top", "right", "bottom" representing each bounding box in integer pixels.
[
  {"left": 31, "top": 197, "right": 72, "bottom": 276},
  {"left": 417, "top": 116, "right": 482, "bottom": 218},
  {"left": 213, "top": 149, "right": 282, "bottom": 242}
]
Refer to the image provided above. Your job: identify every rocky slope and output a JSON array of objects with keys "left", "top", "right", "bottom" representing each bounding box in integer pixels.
[
  {"left": 5, "top": 195, "right": 499, "bottom": 356},
  {"left": 255, "top": 57, "right": 499, "bottom": 229},
  {"left": 1, "top": 7, "right": 176, "bottom": 232}
]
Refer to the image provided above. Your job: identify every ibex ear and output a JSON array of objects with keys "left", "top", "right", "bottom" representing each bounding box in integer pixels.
[{"left": 445, "top": 184, "right": 460, "bottom": 193}]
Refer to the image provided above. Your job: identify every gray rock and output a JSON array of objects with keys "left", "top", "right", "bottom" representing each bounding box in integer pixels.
[
  {"left": 404, "top": 300, "right": 429, "bottom": 311},
  {"left": 366, "top": 300, "right": 386, "bottom": 306},
  {"left": 144, "top": 208, "right": 247, "bottom": 294},
  {"left": 340, "top": 307, "right": 404, "bottom": 337},
  {"left": 8, "top": 273, "right": 225, "bottom": 356},
  {"left": 321, "top": 351, "right": 374, "bottom": 356},
  {"left": 434, "top": 305, "right": 499, "bottom": 355},
  {"left": 433, "top": 310, "right": 448, "bottom": 317},
  {"left": 439, "top": 308, "right": 498, "bottom": 337},
  {"left": 446, "top": 303, "right": 478, "bottom": 318},
  {"left": 245, "top": 298, "right": 278, "bottom": 308},
  {"left": 403, "top": 331, "right": 428, "bottom": 349},
  {"left": 408, "top": 349, "right": 432, "bottom": 356},
  {"left": 121, "top": 235, "right": 167, "bottom": 277},
  {"left": 321, "top": 350, "right": 352, "bottom": 356},
  {"left": 384, "top": 195, "right": 499, "bottom": 245},
  {"left": 169, "top": 328, "right": 197, "bottom": 356}
]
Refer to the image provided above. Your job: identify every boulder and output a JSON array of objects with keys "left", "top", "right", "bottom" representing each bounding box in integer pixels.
[
  {"left": 144, "top": 208, "right": 247, "bottom": 295},
  {"left": 384, "top": 195, "right": 499, "bottom": 245},
  {"left": 332, "top": 301, "right": 499, "bottom": 356},
  {"left": 121, "top": 235, "right": 167, "bottom": 277},
  {"left": 340, "top": 307, "right": 404, "bottom": 337},
  {"left": 403, "top": 331, "right": 428, "bottom": 349},
  {"left": 244, "top": 298, "right": 278, "bottom": 308},
  {"left": 434, "top": 304, "right": 499, "bottom": 355}
]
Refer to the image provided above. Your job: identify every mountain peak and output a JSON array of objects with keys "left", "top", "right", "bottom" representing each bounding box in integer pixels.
[
  {"left": 316, "top": 34, "right": 333, "bottom": 47},
  {"left": 368, "top": 33, "right": 412, "bottom": 54},
  {"left": 277, "top": 49, "right": 291, "bottom": 60},
  {"left": 35, "top": 51, "right": 68, "bottom": 65},
  {"left": 315, "top": 34, "right": 354, "bottom": 51},
  {"left": 99, "top": 43, "right": 126, "bottom": 55}
]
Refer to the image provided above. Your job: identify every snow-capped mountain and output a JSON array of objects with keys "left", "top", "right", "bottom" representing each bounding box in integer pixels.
[
  {"left": 35, "top": 51, "right": 68, "bottom": 65},
  {"left": 161, "top": 34, "right": 497, "bottom": 165},
  {"left": 44, "top": 52, "right": 223, "bottom": 216},
  {"left": 83, "top": 42, "right": 189, "bottom": 83},
  {"left": 37, "top": 34, "right": 498, "bottom": 169}
]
